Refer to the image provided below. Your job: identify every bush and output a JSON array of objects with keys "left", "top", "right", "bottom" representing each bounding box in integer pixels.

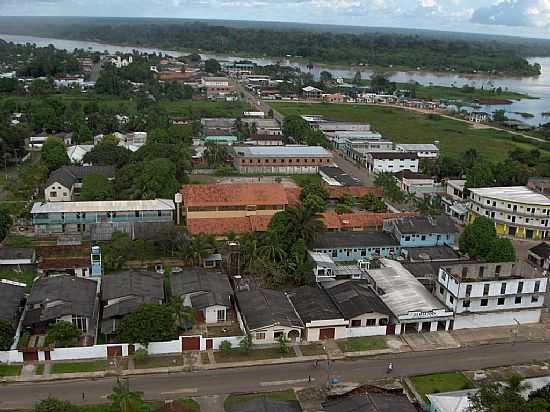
[
  {"left": 45, "top": 321, "right": 81, "bottom": 347},
  {"left": 219, "top": 340, "right": 232, "bottom": 354},
  {"left": 278, "top": 335, "right": 290, "bottom": 355},
  {"left": 134, "top": 348, "right": 148, "bottom": 362}
]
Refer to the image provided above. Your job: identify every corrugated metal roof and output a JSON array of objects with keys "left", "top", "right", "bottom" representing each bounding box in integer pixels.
[
  {"left": 469, "top": 186, "right": 550, "bottom": 205},
  {"left": 31, "top": 199, "right": 175, "bottom": 213},
  {"left": 235, "top": 145, "right": 331, "bottom": 158}
]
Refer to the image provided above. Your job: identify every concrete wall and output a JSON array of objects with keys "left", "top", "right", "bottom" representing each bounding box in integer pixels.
[
  {"left": 0, "top": 350, "right": 23, "bottom": 363},
  {"left": 312, "top": 246, "right": 400, "bottom": 262},
  {"left": 204, "top": 305, "right": 226, "bottom": 323},
  {"left": 347, "top": 326, "right": 387, "bottom": 338},
  {"left": 399, "top": 233, "right": 455, "bottom": 248},
  {"left": 453, "top": 309, "right": 541, "bottom": 330}
]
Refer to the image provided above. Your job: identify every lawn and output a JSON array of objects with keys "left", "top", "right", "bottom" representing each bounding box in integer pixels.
[
  {"left": 35, "top": 363, "right": 45, "bottom": 375},
  {"left": 299, "top": 344, "right": 325, "bottom": 356},
  {"left": 214, "top": 348, "right": 295, "bottom": 363},
  {"left": 225, "top": 390, "right": 296, "bottom": 408},
  {"left": 49, "top": 361, "right": 107, "bottom": 374},
  {"left": 0, "top": 271, "right": 36, "bottom": 292},
  {"left": 411, "top": 372, "right": 475, "bottom": 401},
  {"left": 291, "top": 174, "right": 322, "bottom": 187},
  {"left": 337, "top": 337, "right": 387, "bottom": 352},
  {"left": 0, "top": 364, "right": 22, "bottom": 377},
  {"left": 271, "top": 102, "right": 544, "bottom": 161},
  {"left": 159, "top": 100, "right": 250, "bottom": 119}
]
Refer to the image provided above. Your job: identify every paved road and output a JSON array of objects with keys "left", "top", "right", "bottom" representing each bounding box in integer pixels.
[{"left": 2, "top": 342, "right": 550, "bottom": 410}]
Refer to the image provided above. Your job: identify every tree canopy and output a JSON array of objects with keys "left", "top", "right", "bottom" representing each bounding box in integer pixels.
[
  {"left": 45, "top": 320, "right": 81, "bottom": 347},
  {"left": 0, "top": 320, "right": 15, "bottom": 351},
  {"left": 459, "top": 216, "right": 516, "bottom": 262},
  {"left": 80, "top": 173, "right": 114, "bottom": 201},
  {"left": 41, "top": 137, "right": 69, "bottom": 172},
  {"left": 116, "top": 304, "right": 177, "bottom": 345}
]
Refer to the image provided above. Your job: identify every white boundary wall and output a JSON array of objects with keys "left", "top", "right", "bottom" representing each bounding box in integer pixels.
[
  {"left": 347, "top": 326, "right": 387, "bottom": 338},
  {"left": 453, "top": 309, "right": 541, "bottom": 330}
]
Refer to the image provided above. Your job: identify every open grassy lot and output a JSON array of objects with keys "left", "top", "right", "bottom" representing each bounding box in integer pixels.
[
  {"left": 0, "top": 271, "right": 36, "bottom": 292},
  {"left": 299, "top": 343, "right": 325, "bottom": 356},
  {"left": 225, "top": 389, "right": 296, "bottom": 408},
  {"left": 159, "top": 100, "right": 250, "bottom": 119},
  {"left": 337, "top": 336, "right": 387, "bottom": 352},
  {"left": 272, "top": 102, "right": 542, "bottom": 161},
  {"left": 49, "top": 360, "right": 107, "bottom": 374},
  {"left": 214, "top": 348, "right": 295, "bottom": 363},
  {"left": 411, "top": 372, "right": 475, "bottom": 401},
  {"left": 0, "top": 364, "right": 22, "bottom": 377}
]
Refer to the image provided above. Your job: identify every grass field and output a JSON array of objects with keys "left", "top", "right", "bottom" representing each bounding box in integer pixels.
[
  {"left": 224, "top": 390, "right": 297, "bottom": 408},
  {"left": 337, "top": 336, "right": 387, "bottom": 352},
  {"left": 0, "top": 364, "right": 22, "bottom": 377},
  {"left": 272, "top": 102, "right": 542, "bottom": 161},
  {"left": 159, "top": 100, "right": 250, "bottom": 119},
  {"left": 49, "top": 361, "right": 107, "bottom": 374},
  {"left": 411, "top": 372, "right": 475, "bottom": 401}
]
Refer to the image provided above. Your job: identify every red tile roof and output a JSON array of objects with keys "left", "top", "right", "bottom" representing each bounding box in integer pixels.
[
  {"left": 187, "top": 215, "right": 274, "bottom": 236},
  {"left": 181, "top": 184, "right": 288, "bottom": 208},
  {"left": 284, "top": 188, "right": 302, "bottom": 205},
  {"left": 327, "top": 186, "right": 384, "bottom": 199},
  {"left": 321, "top": 211, "right": 417, "bottom": 231}
]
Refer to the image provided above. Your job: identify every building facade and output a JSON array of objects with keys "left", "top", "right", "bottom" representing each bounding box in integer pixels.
[
  {"left": 366, "top": 152, "right": 419, "bottom": 174},
  {"left": 467, "top": 186, "right": 550, "bottom": 240}
]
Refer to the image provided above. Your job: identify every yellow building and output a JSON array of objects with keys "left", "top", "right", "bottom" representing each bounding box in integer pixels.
[{"left": 467, "top": 186, "right": 550, "bottom": 240}]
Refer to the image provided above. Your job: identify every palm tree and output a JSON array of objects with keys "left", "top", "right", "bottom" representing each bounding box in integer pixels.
[
  {"left": 187, "top": 235, "right": 215, "bottom": 266},
  {"left": 258, "top": 234, "right": 287, "bottom": 262},
  {"left": 109, "top": 379, "right": 144, "bottom": 412},
  {"left": 285, "top": 203, "right": 325, "bottom": 246},
  {"left": 170, "top": 297, "right": 195, "bottom": 331}
]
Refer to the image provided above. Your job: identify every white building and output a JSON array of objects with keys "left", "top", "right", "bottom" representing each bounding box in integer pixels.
[
  {"left": 201, "top": 77, "right": 230, "bottom": 87},
  {"left": 366, "top": 152, "right": 419, "bottom": 174},
  {"left": 110, "top": 55, "right": 133, "bottom": 68},
  {"left": 468, "top": 111, "right": 489, "bottom": 123},
  {"left": 396, "top": 143, "right": 440, "bottom": 159},
  {"left": 443, "top": 179, "right": 468, "bottom": 224},
  {"left": 54, "top": 77, "right": 84, "bottom": 88},
  {"left": 435, "top": 261, "right": 547, "bottom": 329}
]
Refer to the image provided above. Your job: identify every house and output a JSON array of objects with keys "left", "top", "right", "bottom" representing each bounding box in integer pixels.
[
  {"left": 0, "top": 247, "right": 36, "bottom": 272},
  {"left": 44, "top": 166, "right": 116, "bottom": 202},
  {"left": 233, "top": 145, "right": 333, "bottom": 174},
  {"left": 383, "top": 215, "right": 458, "bottom": 247},
  {"left": 467, "top": 186, "right": 550, "bottom": 240},
  {"left": 402, "top": 246, "right": 462, "bottom": 263},
  {"left": 110, "top": 55, "right": 133, "bottom": 68},
  {"left": 201, "top": 118, "right": 236, "bottom": 135},
  {"left": 326, "top": 186, "right": 384, "bottom": 201},
  {"left": 320, "top": 211, "right": 416, "bottom": 232},
  {"left": 31, "top": 199, "right": 175, "bottom": 240},
  {"left": 311, "top": 231, "right": 400, "bottom": 262},
  {"left": 170, "top": 268, "right": 233, "bottom": 324},
  {"left": 396, "top": 143, "right": 440, "bottom": 159},
  {"left": 302, "top": 86, "right": 323, "bottom": 99},
  {"left": 323, "top": 385, "right": 417, "bottom": 412},
  {"left": 0, "top": 279, "right": 26, "bottom": 325},
  {"left": 38, "top": 257, "right": 91, "bottom": 278},
  {"left": 29, "top": 132, "right": 73, "bottom": 150},
  {"left": 185, "top": 215, "right": 273, "bottom": 237},
  {"left": 442, "top": 179, "right": 468, "bottom": 223},
  {"left": 94, "top": 131, "right": 147, "bottom": 152},
  {"left": 323, "top": 281, "right": 392, "bottom": 336},
  {"left": 54, "top": 77, "right": 84, "bottom": 88},
  {"left": 435, "top": 261, "right": 547, "bottom": 329},
  {"left": 365, "top": 259, "right": 454, "bottom": 334},
  {"left": 366, "top": 152, "right": 419, "bottom": 174},
  {"left": 287, "top": 286, "right": 348, "bottom": 342},
  {"left": 225, "top": 399, "right": 301, "bottom": 412},
  {"left": 323, "top": 93, "right": 346, "bottom": 103},
  {"left": 236, "top": 288, "right": 303, "bottom": 344},
  {"left": 345, "top": 139, "right": 394, "bottom": 165},
  {"left": 468, "top": 111, "right": 489, "bottom": 123},
  {"left": 100, "top": 271, "right": 164, "bottom": 335},
  {"left": 23, "top": 275, "right": 98, "bottom": 336},
  {"left": 308, "top": 252, "right": 370, "bottom": 282},
  {"left": 66, "top": 145, "right": 94, "bottom": 164},
  {"left": 528, "top": 242, "right": 550, "bottom": 270},
  {"left": 394, "top": 171, "right": 440, "bottom": 197},
  {"left": 324, "top": 130, "right": 383, "bottom": 151},
  {"left": 241, "top": 118, "right": 282, "bottom": 136},
  {"left": 319, "top": 166, "right": 362, "bottom": 187}
]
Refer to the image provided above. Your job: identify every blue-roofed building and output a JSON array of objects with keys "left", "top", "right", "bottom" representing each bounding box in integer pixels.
[
  {"left": 383, "top": 215, "right": 458, "bottom": 248},
  {"left": 311, "top": 231, "right": 400, "bottom": 262}
]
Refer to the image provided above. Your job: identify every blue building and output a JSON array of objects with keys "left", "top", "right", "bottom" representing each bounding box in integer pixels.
[
  {"left": 311, "top": 231, "right": 400, "bottom": 262},
  {"left": 383, "top": 215, "right": 458, "bottom": 248}
]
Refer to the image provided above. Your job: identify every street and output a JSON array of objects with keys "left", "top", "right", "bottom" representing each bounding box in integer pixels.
[{"left": 2, "top": 342, "right": 550, "bottom": 409}]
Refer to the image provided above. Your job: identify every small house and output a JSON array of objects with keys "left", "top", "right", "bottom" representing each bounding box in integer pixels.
[{"left": 383, "top": 215, "right": 458, "bottom": 248}]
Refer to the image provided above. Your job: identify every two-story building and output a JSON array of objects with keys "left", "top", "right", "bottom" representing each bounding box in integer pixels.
[
  {"left": 395, "top": 143, "right": 440, "bottom": 159},
  {"left": 233, "top": 145, "right": 333, "bottom": 174},
  {"left": 311, "top": 231, "right": 400, "bottom": 262},
  {"left": 435, "top": 261, "right": 547, "bottom": 329},
  {"left": 45, "top": 166, "right": 116, "bottom": 202},
  {"left": 366, "top": 152, "right": 419, "bottom": 174},
  {"left": 383, "top": 215, "right": 458, "bottom": 248},
  {"left": 31, "top": 199, "right": 175, "bottom": 239},
  {"left": 442, "top": 179, "right": 468, "bottom": 224},
  {"left": 347, "top": 140, "right": 395, "bottom": 166},
  {"left": 467, "top": 186, "right": 550, "bottom": 240}
]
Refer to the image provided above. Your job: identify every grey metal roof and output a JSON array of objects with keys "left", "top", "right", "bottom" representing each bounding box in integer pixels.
[
  {"left": 225, "top": 399, "right": 302, "bottom": 412},
  {"left": 404, "top": 246, "right": 460, "bottom": 262},
  {"left": 170, "top": 268, "right": 232, "bottom": 310},
  {"left": 391, "top": 215, "right": 458, "bottom": 235},
  {"left": 101, "top": 271, "right": 164, "bottom": 302},
  {"left": 367, "top": 259, "right": 445, "bottom": 317},
  {"left": 312, "top": 231, "right": 399, "bottom": 250},
  {"left": 323, "top": 281, "right": 392, "bottom": 319},
  {"left": 323, "top": 393, "right": 417, "bottom": 412},
  {"left": 234, "top": 145, "right": 332, "bottom": 158},
  {"left": 31, "top": 199, "right": 175, "bottom": 214},
  {"left": 24, "top": 275, "right": 97, "bottom": 324},
  {"left": 369, "top": 152, "right": 419, "bottom": 160},
  {"left": 0, "top": 247, "right": 34, "bottom": 261},
  {"left": 236, "top": 288, "right": 303, "bottom": 331},
  {"left": 0, "top": 280, "right": 26, "bottom": 323},
  {"left": 530, "top": 242, "right": 550, "bottom": 259},
  {"left": 46, "top": 165, "right": 116, "bottom": 188},
  {"left": 288, "top": 286, "right": 343, "bottom": 323},
  {"left": 102, "top": 296, "right": 143, "bottom": 320}
]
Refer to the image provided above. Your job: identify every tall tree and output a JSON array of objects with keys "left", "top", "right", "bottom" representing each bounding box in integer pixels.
[
  {"left": 41, "top": 137, "right": 69, "bottom": 172},
  {"left": 80, "top": 173, "right": 114, "bottom": 201},
  {"left": 116, "top": 304, "right": 177, "bottom": 345},
  {"left": 0, "top": 320, "right": 15, "bottom": 351}
]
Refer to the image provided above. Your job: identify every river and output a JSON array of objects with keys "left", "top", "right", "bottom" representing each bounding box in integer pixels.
[{"left": 2, "top": 33, "right": 550, "bottom": 127}]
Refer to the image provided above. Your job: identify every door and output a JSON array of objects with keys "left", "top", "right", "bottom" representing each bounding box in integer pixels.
[
  {"left": 107, "top": 345, "right": 122, "bottom": 358},
  {"left": 128, "top": 344, "right": 135, "bottom": 355},
  {"left": 182, "top": 336, "right": 200, "bottom": 351},
  {"left": 206, "top": 339, "right": 213, "bottom": 350},
  {"left": 44, "top": 351, "right": 51, "bottom": 361},
  {"left": 386, "top": 324, "right": 396, "bottom": 335},
  {"left": 22, "top": 351, "right": 38, "bottom": 362},
  {"left": 319, "top": 328, "right": 335, "bottom": 340}
]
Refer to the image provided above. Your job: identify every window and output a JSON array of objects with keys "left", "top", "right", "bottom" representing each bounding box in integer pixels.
[
  {"left": 480, "top": 299, "right": 489, "bottom": 307},
  {"left": 535, "top": 281, "right": 541, "bottom": 293},
  {"left": 518, "top": 282, "right": 524, "bottom": 293},
  {"left": 404, "top": 236, "right": 411, "bottom": 242},
  {"left": 500, "top": 282, "right": 507, "bottom": 294},
  {"left": 462, "top": 267, "right": 469, "bottom": 277},
  {"left": 217, "top": 309, "right": 225, "bottom": 322},
  {"left": 439, "top": 286, "right": 444, "bottom": 295},
  {"left": 255, "top": 332, "right": 266, "bottom": 340},
  {"left": 421, "top": 235, "right": 426, "bottom": 241},
  {"left": 366, "top": 319, "right": 376, "bottom": 326},
  {"left": 515, "top": 296, "right": 522, "bottom": 304},
  {"left": 332, "top": 250, "right": 337, "bottom": 258},
  {"left": 50, "top": 191, "right": 57, "bottom": 197},
  {"left": 135, "top": 211, "right": 140, "bottom": 217},
  {"left": 463, "top": 300, "right": 470, "bottom": 308},
  {"left": 532, "top": 295, "right": 539, "bottom": 303},
  {"left": 157, "top": 210, "right": 162, "bottom": 217},
  {"left": 351, "top": 319, "right": 361, "bottom": 328},
  {"left": 497, "top": 297, "right": 505, "bottom": 305},
  {"left": 449, "top": 296, "right": 454, "bottom": 304},
  {"left": 274, "top": 331, "right": 284, "bottom": 339},
  {"left": 360, "top": 249, "right": 367, "bottom": 257},
  {"left": 466, "top": 285, "right": 472, "bottom": 296},
  {"left": 495, "top": 265, "right": 501, "bottom": 275},
  {"left": 479, "top": 266, "right": 485, "bottom": 277},
  {"left": 71, "top": 315, "right": 87, "bottom": 333},
  {"left": 483, "top": 284, "right": 490, "bottom": 296}
]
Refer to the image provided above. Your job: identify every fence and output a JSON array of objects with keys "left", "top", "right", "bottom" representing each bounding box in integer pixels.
[{"left": 0, "top": 334, "right": 243, "bottom": 364}]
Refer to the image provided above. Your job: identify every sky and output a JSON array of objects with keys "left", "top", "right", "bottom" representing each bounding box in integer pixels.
[{"left": 1, "top": 0, "right": 550, "bottom": 39}]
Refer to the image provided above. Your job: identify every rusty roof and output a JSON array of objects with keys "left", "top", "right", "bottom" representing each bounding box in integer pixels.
[{"left": 181, "top": 183, "right": 288, "bottom": 207}]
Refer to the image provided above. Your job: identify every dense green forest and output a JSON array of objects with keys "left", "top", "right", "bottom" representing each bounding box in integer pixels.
[{"left": 0, "top": 19, "right": 543, "bottom": 76}]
